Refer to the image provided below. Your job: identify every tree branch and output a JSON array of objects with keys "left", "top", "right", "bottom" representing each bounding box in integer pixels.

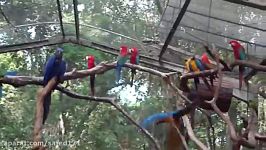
[
  {"left": 33, "top": 77, "right": 58, "bottom": 150},
  {"left": 182, "top": 115, "right": 208, "bottom": 150},
  {"left": 1, "top": 61, "right": 177, "bottom": 87},
  {"left": 180, "top": 69, "right": 218, "bottom": 92},
  {"left": 230, "top": 60, "right": 266, "bottom": 72},
  {"left": 203, "top": 44, "right": 231, "bottom": 71},
  {"left": 56, "top": 85, "right": 161, "bottom": 150},
  {"left": 206, "top": 51, "right": 261, "bottom": 149},
  {"left": 244, "top": 59, "right": 266, "bottom": 81}
]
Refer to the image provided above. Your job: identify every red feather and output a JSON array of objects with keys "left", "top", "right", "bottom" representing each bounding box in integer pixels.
[
  {"left": 201, "top": 53, "right": 211, "bottom": 64},
  {"left": 120, "top": 45, "right": 128, "bottom": 57},
  {"left": 229, "top": 40, "right": 245, "bottom": 89},
  {"left": 130, "top": 47, "right": 138, "bottom": 64},
  {"left": 87, "top": 55, "right": 96, "bottom": 95},
  {"left": 87, "top": 55, "right": 95, "bottom": 69}
]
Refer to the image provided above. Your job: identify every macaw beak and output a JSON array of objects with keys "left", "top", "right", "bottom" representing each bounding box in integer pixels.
[
  {"left": 85, "top": 56, "right": 89, "bottom": 60},
  {"left": 128, "top": 48, "right": 132, "bottom": 54}
]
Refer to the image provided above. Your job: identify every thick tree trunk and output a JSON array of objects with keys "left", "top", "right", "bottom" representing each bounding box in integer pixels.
[{"left": 33, "top": 77, "right": 57, "bottom": 150}]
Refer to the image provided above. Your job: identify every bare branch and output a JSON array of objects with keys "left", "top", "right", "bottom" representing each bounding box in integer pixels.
[
  {"left": 1, "top": 62, "right": 176, "bottom": 87},
  {"left": 170, "top": 121, "right": 189, "bottom": 150},
  {"left": 203, "top": 44, "right": 231, "bottom": 71},
  {"left": 33, "top": 77, "right": 58, "bottom": 150},
  {"left": 245, "top": 59, "right": 266, "bottom": 81},
  {"left": 56, "top": 86, "right": 161, "bottom": 150},
  {"left": 230, "top": 60, "right": 266, "bottom": 72},
  {"left": 182, "top": 115, "right": 208, "bottom": 150},
  {"left": 180, "top": 69, "right": 218, "bottom": 92},
  {"left": 206, "top": 50, "right": 259, "bottom": 149}
]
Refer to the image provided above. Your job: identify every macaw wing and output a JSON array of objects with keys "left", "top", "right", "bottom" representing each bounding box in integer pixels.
[
  {"left": 117, "top": 56, "right": 128, "bottom": 66},
  {"left": 195, "top": 59, "right": 205, "bottom": 71},
  {"left": 140, "top": 112, "right": 175, "bottom": 129},
  {"left": 190, "top": 60, "right": 200, "bottom": 72},
  {"left": 43, "top": 56, "right": 56, "bottom": 85},
  {"left": 59, "top": 60, "right": 67, "bottom": 78},
  {"left": 136, "top": 55, "right": 140, "bottom": 65},
  {"left": 239, "top": 47, "right": 246, "bottom": 60}
]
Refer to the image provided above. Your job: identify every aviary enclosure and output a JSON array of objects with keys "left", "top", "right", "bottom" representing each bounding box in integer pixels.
[{"left": 0, "top": 0, "right": 265, "bottom": 149}]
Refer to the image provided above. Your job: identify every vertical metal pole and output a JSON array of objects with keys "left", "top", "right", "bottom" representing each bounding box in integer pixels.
[
  {"left": 56, "top": 0, "right": 65, "bottom": 37},
  {"left": 159, "top": 0, "right": 191, "bottom": 61},
  {"left": 73, "top": 0, "right": 80, "bottom": 40}
]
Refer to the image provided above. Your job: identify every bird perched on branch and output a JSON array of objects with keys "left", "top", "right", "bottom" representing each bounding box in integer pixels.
[
  {"left": 229, "top": 40, "right": 246, "bottom": 89},
  {"left": 140, "top": 106, "right": 194, "bottom": 129},
  {"left": 116, "top": 45, "right": 129, "bottom": 84},
  {"left": 201, "top": 53, "right": 217, "bottom": 86},
  {"left": 129, "top": 47, "right": 139, "bottom": 87},
  {"left": 185, "top": 56, "right": 211, "bottom": 90},
  {"left": 86, "top": 55, "right": 96, "bottom": 96},
  {"left": 43, "top": 48, "right": 66, "bottom": 124}
]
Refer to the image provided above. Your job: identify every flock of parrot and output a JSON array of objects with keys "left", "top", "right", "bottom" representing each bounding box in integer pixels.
[
  {"left": 115, "top": 46, "right": 140, "bottom": 85},
  {"left": 140, "top": 40, "right": 247, "bottom": 131},
  {"left": 41, "top": 45, "right": 139, "bottom": 124},
  {"left": 0, "top": 39, "right": 246, "bottom": 127}
]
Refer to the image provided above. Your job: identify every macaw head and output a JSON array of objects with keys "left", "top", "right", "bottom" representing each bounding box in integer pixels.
[
  {"left": 229, "top": 40, "right": 242, "bottom": 50},
  {"left": 130, "top": 47, "right": 138, "bottom": 56},
  {"left": 120, "top": 45, "right": 128, "bottom": 57},
  {"left": 201, "top": 53, "right": 211, "bottom": 64},
  {"left": 55, "top": 47, "right": 64, "bottom": 63},
  {"left": 86, "top": 55, "right": 95, "bottom": 65}
]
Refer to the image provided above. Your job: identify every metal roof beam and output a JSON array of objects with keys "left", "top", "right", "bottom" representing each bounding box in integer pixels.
[
  {"left": 166, "top": 4, "right": 265, "bottom": 32},
  {"left": 56, "top": 0, "right": 65, "bottom": 37},
  {"left": 0, "top": 37, "right": 65, "bottom": 53},
  {"left": 158, "top": 0, "right": 191, "bottom": 61},
  {"left": 73, "top": 0, "right": 80, "bottom": 40},
  {"left": 161, "top": 19, "right": 266, "bottom": 47},
  {"left": 224, "top": 0, "right": 266, "bottom": 10}
]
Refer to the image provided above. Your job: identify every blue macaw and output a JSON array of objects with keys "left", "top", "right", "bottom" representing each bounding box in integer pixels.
[
  {"left": 43, "top": 47, "right": 66, "bottom": 124},
  {"left": 140, "top": 110, "right": 185, "bottom": 129}
]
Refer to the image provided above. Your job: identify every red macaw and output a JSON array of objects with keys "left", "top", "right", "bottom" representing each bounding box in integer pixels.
[
  {"left": 229, "top": 40, "right": 246, "bottom": 89},
  {"left": 116, "top": 46, "right": 129, "bottom": 84},
  {"left": 129, "top": 47, "right": 140, "bottom": 87},
  {"left": 87, "top": 55, "right": 96, "bottom": 96},
  {"left": 201, "top": 53, "right": 217, "bottom": 86}
]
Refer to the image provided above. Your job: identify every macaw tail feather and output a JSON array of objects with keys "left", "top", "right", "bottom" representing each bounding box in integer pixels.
[
  {"left": 239, "top": 66, "right": 244, "bottom": 89},
  {"left": 90, "top": 75, "right": 95, "bottom": 96},
  {"left": 140, "top": 112, "right": 175, "bottom": 129},
  {"left": 0, "top": 85, "right": 2, "bottom": 98},
  {"left": 202, "top": 77, "right": 212, "bottom": 90},
  {"left": 210, "top": 74, "right": 217, "bottom": 86},
  {"left": 130, "top": 69, "right": 136, "bottom": 87},
  {"left": 43, "top": 93, "right": 51, "bottom": 124},
  {"left": 115, "top": 65, "right": 122, "bottom": 83},
  {"left": 194, "top": 77, "right": 199, "bottom": 90}
]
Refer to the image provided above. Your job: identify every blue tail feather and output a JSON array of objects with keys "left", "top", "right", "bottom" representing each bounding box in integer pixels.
[
  {"left": 5, "top": 71, "right": 17, "bottom": 76},
  {"left": 140, "top": 112, "right": 175, "bottom": 129},
  {"left": 43, "top": 93, "right": 51, "bottom": 124},
  {"left": 115, "top": 65, "right": 122, "bottom": 83},
  {"left": 0, "top": 85, "right": 2, "bottom": 98}
]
